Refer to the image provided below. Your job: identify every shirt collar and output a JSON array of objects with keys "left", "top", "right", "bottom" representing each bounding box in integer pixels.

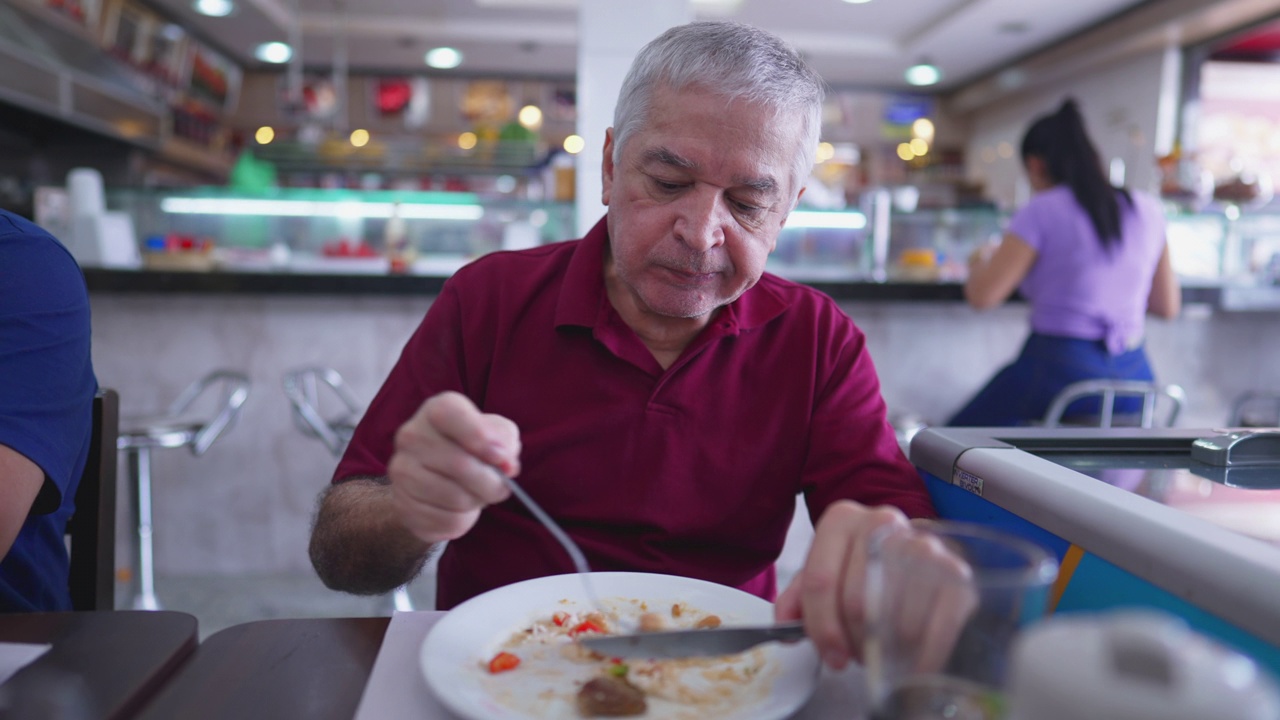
[
  {"left": 553, "top": 215, "right": 791, "bottom": 334},
  {"left": 554, "top": 216, "right": 610, "bottom": 329}
]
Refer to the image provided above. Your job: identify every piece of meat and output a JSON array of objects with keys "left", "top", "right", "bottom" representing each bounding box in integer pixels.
[{"left": 576, "top": 675, "right": 647, "bottom": 717}]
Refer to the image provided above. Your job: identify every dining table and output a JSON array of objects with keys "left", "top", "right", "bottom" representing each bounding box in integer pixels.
[
  {"left": 0, "top": 610, "right": 198, "bottom": 720},
  {"left": 128, "top": 611, "right": 870, "bottom": 719}
]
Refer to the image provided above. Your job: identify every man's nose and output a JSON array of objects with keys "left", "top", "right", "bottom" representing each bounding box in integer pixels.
[{"left": 674, "top": 188, "right": 727, "bottom": 252}]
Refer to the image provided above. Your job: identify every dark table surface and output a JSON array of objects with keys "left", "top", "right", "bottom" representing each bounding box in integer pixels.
[
  {"left": 131, "top": 616, "right": 390, "bottom": 720},
  {"left": 0, "top": 610, "right": 198, "bottom": 720}
]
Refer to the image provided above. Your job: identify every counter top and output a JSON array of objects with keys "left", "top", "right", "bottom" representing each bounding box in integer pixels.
[
  {"left": 81, "top": 267, "right": 1228, "bottom": 306},
  {"left": 82, "top": 266, "right": 978, "bottom": 301}
]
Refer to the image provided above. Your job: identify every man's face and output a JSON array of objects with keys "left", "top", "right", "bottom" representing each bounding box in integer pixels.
[{"left": 602, "top": 85, "right": 806, "bottom": 321}]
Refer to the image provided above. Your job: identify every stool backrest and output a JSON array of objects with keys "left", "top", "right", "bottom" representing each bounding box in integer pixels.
[
  {"left": 1043, "top": 380, "right": 1185, "bottom": 428},
  {"left": 283, "top": 366, "right": 363, "bottom": 456},
  {"left": 170, "top": 371, "right": 251, "bottom": 456},
  {"left": 67, "top": 389, "right": 118, "bottom": 611}
]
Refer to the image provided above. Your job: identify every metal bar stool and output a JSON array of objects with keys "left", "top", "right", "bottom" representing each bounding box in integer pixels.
[
  {"left": 118, "top": 370, "right": 251, "bottom": 610},
  {"left": 283, "top": 366, "right": 361, "bottom": 456},
  {"left": 283, "top": 366, "right": 415, "bottom": 612},
  {"left": 1043, "top": 380, "right": 1185, "bottom": 428}
]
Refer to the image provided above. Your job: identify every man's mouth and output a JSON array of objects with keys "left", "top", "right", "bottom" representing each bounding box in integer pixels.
[{"left": 662, "top": 266, "right": 719, "bottom": 283}]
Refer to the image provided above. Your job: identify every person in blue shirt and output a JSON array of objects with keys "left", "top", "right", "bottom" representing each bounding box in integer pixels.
[{"left": 0, "top": 208, "right": 97, "bottom": 611}]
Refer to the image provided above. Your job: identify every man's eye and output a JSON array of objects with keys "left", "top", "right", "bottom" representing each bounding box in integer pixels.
[
  {"left": 732, "top": 199, "right": 764, "bottom": 215},
  {"left": 653, "top": 179, "right": 683, "bottom": 192}
]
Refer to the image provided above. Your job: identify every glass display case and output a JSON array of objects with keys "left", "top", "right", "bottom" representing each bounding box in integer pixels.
[
  {"left": 84, "top": 186, "right": 1280, "bottom": 310},
  {"left": 770, "top": 201, "right": 1002, "bottom": 283},
  {"left": 1165, "top": 203, "right": 1280, "bottom": 308},
  {"left": 106, "top": 186, "right": 577, "bottom": 274}
]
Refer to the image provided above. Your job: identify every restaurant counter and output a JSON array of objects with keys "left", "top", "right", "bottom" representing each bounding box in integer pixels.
[{"left": 80, "top": 266, "right": 1227, "bottom": 305}]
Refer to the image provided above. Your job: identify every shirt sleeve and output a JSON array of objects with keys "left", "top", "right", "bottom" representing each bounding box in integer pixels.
[
  {"left": 799, "top": 307, "right": 935, "bottom": 522},
  {"left": 332, "top": 279, "right": 470, "bottom": 482},
  {"left": 0, "top": 229, "right": 95, "bottom": 514},
  {"left": 1006, "top": 201, "right": 1044, "bottom": 252}
]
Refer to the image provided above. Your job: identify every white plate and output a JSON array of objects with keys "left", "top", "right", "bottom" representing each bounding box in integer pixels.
[{"left": 421, "top": 572, "right": 821, "bottom": 720}]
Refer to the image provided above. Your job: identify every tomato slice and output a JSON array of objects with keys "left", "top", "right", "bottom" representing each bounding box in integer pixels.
[
  {"left": 569, "top": 619, "right": 604, "bottom": 636},
  {"left": 487, "top": 651, "right": 521, "bottom": 673}
]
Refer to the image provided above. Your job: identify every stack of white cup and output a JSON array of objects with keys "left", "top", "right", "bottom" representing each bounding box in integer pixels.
[{"left": 66, "top": 167, "right": 140, "bottom": 268}]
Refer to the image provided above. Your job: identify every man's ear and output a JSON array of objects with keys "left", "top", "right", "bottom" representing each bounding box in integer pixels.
[{"left": 601, "top": 128, "right": 616, "bottom": 206}]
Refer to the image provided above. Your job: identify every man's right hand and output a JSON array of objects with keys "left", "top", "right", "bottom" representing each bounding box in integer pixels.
[{"left": 387, "top": 391, "right": 522, "bottom": 544}]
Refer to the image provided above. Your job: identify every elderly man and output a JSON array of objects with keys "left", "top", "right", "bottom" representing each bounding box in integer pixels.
[{"left": 310, "top": 20, "right": 934, "bottom": 669}]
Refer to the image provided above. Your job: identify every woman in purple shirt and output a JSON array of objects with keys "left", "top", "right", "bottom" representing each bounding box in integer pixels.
[{"left": 949, "top": 99, "right": 1181, "bottom": 426}]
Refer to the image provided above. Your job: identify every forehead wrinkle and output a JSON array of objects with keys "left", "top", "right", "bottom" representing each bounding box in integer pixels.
[
  {"left": 642, "top": 146, "right": 696, "bottom": 171},
  {"left": 643, "top": 145, "right": 779, "bottom": 196}
]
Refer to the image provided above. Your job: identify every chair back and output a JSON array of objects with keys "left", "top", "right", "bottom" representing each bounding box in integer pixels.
[
  {"left": 67, "top": 389, "right": 118, "bottom": 611},
  {"left": 1043, "top": 380, "right": 1185, "bottom": 428},
  {"left": 283, "top": 366, "right": 363, "bottom": 456},
  {"left": 1230, "top": 391, "right": 1280, "bottom": 427},
  {"left": 170, "top": 371, "right": 251, "bottom": 456}
]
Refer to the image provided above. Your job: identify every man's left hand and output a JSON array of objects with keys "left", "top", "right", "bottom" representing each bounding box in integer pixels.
[{"left": 774, "top": 500, "right": 907, "bottom": 669}]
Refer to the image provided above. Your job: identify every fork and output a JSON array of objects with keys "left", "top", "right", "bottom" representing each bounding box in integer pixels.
[{"left": 496, "top": 469, "right": 615, "bottom": 624}]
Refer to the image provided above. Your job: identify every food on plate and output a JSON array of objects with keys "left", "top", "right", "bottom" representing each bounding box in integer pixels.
[
  {"left": 479, "top": 598, "right": 772, "bottom": 718},
  {"left": 577, "top": 674, "right": 647, "bottom": 717},
  {"left": 638, "top": 613, "right": 666, "bottom": 632},
  {"left": 488, "top": 651, "right": 521, "bottom": 674}
]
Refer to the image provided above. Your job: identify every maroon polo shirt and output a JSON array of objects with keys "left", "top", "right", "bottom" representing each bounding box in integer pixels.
[{"left": 335, "top": 217, "right": 934, "bottom": 610}]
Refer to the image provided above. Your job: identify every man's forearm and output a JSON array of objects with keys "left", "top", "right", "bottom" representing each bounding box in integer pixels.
[{"left": 309, "top": 476, "right": 435, "bottom": 595}]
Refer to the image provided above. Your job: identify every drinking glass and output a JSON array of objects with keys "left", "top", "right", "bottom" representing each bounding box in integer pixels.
[{"left": 864, "top": 520, "right": 1058, "bottom": 720}]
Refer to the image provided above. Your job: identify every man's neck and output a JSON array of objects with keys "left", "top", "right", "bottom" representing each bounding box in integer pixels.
[{"left": 603, "top": 264, "right": 716, "bottom": 371}]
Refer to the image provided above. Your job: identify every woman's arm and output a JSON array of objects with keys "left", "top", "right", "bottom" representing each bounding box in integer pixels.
[
  {"left": 963, "top": 232, "right": 1037, "bottom": 310},
  {"left": 1146, "top": 244, "right": 1181, "bottom": 319}
]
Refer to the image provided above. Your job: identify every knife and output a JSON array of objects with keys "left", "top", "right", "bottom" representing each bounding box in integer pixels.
[{"left": 577, "top": 621, "right": 808, "bottom": 660}]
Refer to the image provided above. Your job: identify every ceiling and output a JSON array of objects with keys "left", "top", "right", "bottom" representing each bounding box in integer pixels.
[{"left": 146, "top": 0, "right": 1153, "bottom": 91}]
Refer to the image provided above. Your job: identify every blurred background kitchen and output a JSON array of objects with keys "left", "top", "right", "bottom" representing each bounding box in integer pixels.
[{"left": 2, "top": 0, "right": 1280, "bottom": 633}]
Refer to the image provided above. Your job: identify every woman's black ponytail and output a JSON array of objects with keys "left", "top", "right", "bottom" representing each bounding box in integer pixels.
[{"left": 1021, "top": 99, "right": 1132, "bottom": 250}]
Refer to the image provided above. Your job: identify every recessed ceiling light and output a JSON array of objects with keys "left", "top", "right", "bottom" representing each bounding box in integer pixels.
[
  {"left": 255, "top": 42, "right": 292, "bottom": 64},
  {"left": 193, "top": 0, "right": 234, "bottom": 17},
  {"left": 425, "top": 47, "right": 463, "bottom": 69},
  {"left": 905, "top": 59, "right": 942, "bottom": 86},
  {"left": 842, "top": 0, "right": 873, "bottom": 4}
]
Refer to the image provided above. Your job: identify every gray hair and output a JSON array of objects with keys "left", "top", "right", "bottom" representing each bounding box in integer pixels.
[{"left": 612, "top": 21, "right": 826, "bottom": 195}]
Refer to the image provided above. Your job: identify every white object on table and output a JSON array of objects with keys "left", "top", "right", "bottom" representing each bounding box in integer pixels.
[
  {"left": 354, "top": 612, "right": 455, "bottom": 720},
  {"left": 1007, "top": 610, "right": 1280, "bottom": 720},
  {"left": 353, "top": 611, "right": 869, "bottom": 719},
  {"left": 0, "top": 642, "right": 51, "bottom": 685}
]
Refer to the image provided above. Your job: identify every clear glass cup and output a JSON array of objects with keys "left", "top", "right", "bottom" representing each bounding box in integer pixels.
[{"left": 864, "top": 520, "right": 1058, "bottom": 720}]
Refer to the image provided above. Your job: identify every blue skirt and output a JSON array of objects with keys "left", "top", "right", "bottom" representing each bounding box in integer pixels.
[{"left": 947, "top": 333, "right": 1155, "bottom": 427}]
